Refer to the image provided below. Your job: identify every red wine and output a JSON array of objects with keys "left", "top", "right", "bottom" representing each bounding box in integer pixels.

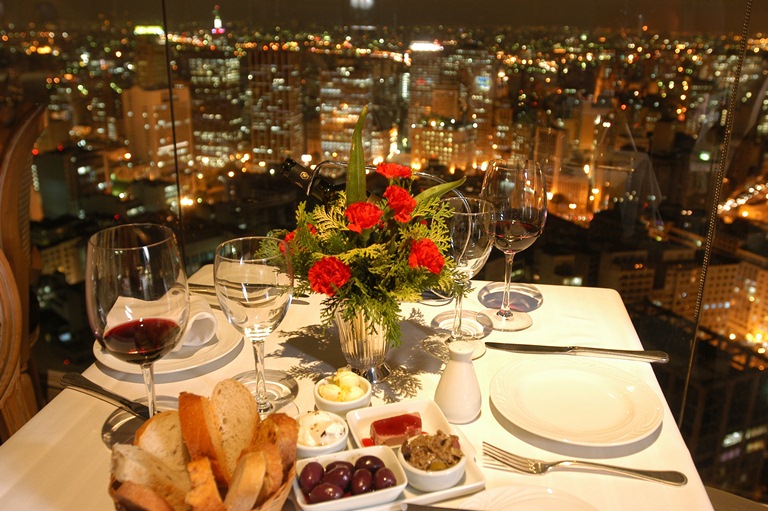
[
  {"left": 493, "top": 220, "right": 540, "bottom": 252},
  {"left": 103, "top": 318, "right": 181, "bottom": 364}
]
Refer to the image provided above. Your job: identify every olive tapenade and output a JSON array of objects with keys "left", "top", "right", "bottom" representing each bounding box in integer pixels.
[{"left": 400, "top": 430, "right": 463, "bottom": 471}]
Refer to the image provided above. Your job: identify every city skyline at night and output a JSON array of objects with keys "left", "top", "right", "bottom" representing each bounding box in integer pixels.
[
  {"left": 2, "top": 1, "right": 768, "bottom": 501},
  {"left": 2, "top": 0, "right": 766, "bottom": 35}
]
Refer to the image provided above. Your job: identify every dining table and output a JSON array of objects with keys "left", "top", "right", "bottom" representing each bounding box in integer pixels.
[{"left": 0, "top": 267, "right": 714, "bottom": 510}]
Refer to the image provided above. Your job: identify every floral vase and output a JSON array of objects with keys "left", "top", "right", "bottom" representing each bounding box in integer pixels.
[{"left": 335, "top": 309, "right": 391, "bottom": 383}]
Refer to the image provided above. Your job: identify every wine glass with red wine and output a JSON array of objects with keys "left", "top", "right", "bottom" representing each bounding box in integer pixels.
[
  {"left": 480, "top": 157, "right": 547, "bottom": 331},
  {"left": 86, "top": 223, "right": 189, "bottom": 436}
]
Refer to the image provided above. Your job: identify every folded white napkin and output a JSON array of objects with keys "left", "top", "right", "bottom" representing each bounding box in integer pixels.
[
  {"left": 176, "top": 295, "right": 218, "bottom": 351},
  {"left": 104, "top": 294, "right": 218, "bottom": 352}
]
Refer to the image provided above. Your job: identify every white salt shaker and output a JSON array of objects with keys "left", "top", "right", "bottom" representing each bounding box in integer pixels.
[{"left": 434, "top": 341, "right": 481, "bottom": 424}]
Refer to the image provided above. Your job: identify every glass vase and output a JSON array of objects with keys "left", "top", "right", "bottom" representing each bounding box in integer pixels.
[{"left": 335, "top": 309, "right": 391, "bottom": 383}]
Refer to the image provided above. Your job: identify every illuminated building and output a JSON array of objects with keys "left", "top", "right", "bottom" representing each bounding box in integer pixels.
[
  {"left": 186, "top": 53, "right": 245, "bottom": 169},
  {"left": 409, "top": 119, "right": 476, "bottom": 172},
  {"left": 122, "top": 84, "right": 194, "bottom": 179},
  {"left": 319, "top": 64, "right": 374, "bottom": 161},
  {"left": 247, "top": 48, "right": 304, "bottom": 162}
]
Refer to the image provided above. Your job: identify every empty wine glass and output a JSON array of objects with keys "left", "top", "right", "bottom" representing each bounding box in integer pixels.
[
  {"left": 430, "top": 197, "right": 494, "bottom": 359},
  {"left": 214, "top": 236, "right": 298, "bottom": 416},
  {"left": 480, "top": 157, "right": 547, "bottom": 331},
  {"left": 86, "top": 223, "right": 189, "bottom": 444}
]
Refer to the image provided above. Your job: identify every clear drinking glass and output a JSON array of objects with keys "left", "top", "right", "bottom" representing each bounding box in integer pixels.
[
  {"left": 214, "top": 236, "right": 297, "bottom": 416},
  {"left": 86, "top": 223, "right": 189, "bottom": 443},
  {"left": 431, "top": 197, "right": 495, "bottom": 359},
  {"left": 480, "top": 157, "right": 548, "bottom": 331}
]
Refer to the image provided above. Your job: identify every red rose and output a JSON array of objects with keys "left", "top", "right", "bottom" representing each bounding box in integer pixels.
[
  {"left": 408, "top": 239, "right": 445, "bottom": 274},
  {"left": 383, "top": 185, "right": 416, "bottom": 223},
  {"left": 376, "top": 162, "right": 412, "bottom": 179},
  {"left": 308, "top": 256, "right": 351, "bottom": 296},
  {"left": 345, "top": 202, "right": 384, "bottom": 233}
]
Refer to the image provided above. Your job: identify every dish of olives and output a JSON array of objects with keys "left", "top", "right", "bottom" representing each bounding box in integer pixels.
[{"left": 292, "top": 445, "right": 407, "bottom": 511}]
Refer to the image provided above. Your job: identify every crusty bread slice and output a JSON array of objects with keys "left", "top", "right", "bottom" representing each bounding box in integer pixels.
[
  {"left": 211, "top": 379, "right": 260, "bottom": 478},
  {"left": 178, "top": 392, "right": 230, "bottom": 488},
  {"left": 185, "top": 457, "right": 225, "bottom": 511},
  {"left": 112, "top": 480, "right": 175, "bottom": 511},
  {"left": 135, "top": 410, "right": 190, "bottom": 482},
  {"left": 223, "top": 449, "right": 266, "bottom": 511},
  {"left": 251, "top": 443, "right": 284, "bottom": 507},
  {"left": 111, "top": 444, "right": 190, "bottom": 511},
  {"left": 251, "top": 413, "right": 297, "bottom": 477}
]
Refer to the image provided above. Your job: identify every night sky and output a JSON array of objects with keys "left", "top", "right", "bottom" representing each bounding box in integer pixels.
[{"left": 2, "top": 0, "right": 765, "bottom": 35}]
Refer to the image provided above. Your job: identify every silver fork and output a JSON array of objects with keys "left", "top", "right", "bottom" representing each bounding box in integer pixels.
[{"left": 482, "top": 442, "right": 688, "bottom": 486}]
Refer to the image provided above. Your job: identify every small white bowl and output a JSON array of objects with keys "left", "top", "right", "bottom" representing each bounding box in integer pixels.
[
  {"left": 314, "top": 373, "right": 372, "bottom": 415},
  {"left": 296, "top": 410, "right": 349, "bottom": 458},
  {"left": 396, "top": 438, "right": 467, "bottom": 492}
]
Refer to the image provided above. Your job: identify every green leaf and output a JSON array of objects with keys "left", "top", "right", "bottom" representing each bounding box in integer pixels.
[
  {"left": 346, "top": 106, "right": 368, "bottom": 205},
  {"left": 414, "top": 177, "right": 466, "bottom": 207}
]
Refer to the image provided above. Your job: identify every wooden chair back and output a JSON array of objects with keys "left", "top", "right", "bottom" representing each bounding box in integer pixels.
[
  {"left": 0, "top": 249, "right": 38, "bottom": 440},
  {"left": 0, "top": 102, "right": 47, "bottom": 408}
]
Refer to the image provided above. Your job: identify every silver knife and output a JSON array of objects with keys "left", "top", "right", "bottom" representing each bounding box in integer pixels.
[
  {"left": 485, "top": 342, "right": 669, "bottom": 363},
  {"left": 60, "top": 373, "right": 150, "bottom": 420},
  {"left": 401, "top": 503, "right": 466, "bottom": 511}
]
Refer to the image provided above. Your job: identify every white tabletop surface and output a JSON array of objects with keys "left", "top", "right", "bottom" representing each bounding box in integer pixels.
[{"left": 0, "top": 270, "right": 713, "bottom": 510}]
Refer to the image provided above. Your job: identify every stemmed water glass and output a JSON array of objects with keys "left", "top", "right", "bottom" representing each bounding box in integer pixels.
[
  {"left": 214, "top": 236, "right": 298, "bottom": 416},
  {"left": 480, "top": 157, "right": 547, "bottom": 331},
  {"left": 430, "top": 197, "right": 494, "bottom": 359},
  {"left": 86, "top": 223, "right": 189, "bottom": 444}
]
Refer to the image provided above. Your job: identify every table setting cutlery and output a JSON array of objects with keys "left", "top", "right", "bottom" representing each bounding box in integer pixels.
[
  {"left": 400, "top": 504, "right": 467, "bottom": 511},
  {"left": 482, "top": 442, "right": 688, "bottom": 486},
  {"left": 60, "top": 372, "right": 150, "bottom": 420},
  {"left": 486, "top": 342, "right": 669, "bottom": 363}
]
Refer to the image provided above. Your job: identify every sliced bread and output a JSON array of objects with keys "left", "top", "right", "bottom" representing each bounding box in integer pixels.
[
  {"left": 185, "top": 457, "right": 225, "bottom": 511},
  {"left": 251, "top": 413, "right": 297, "bottom": 477},
  {"left": 222, "top": 449, "right": 266, "bottom": 511},
  {"left": 111, "top": 443, "right": 190, "bottom": 511},
  {"left": 210, "top": 379, "right": 260, "bottom": 477},
  {"left": 178, "top": 392, "right": 230, "bottom": 488},
  {"left": 112, "top": 480, "right": 175, "bottom": 511},
  {"left": 135, "top": 410, "right": 189, "bottom": 482}
]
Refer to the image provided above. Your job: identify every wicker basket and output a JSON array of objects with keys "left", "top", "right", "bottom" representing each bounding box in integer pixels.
[{"left": 110, "top": 463, "right": 296, "bottom": 511}]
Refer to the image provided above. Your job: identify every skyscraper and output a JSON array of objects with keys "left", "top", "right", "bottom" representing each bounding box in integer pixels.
[{"left": 247, "top": 47, "right": 304, "bottom": 163}]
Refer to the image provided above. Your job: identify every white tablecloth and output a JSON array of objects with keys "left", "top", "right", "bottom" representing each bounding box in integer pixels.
[{"left": 0, "top": 274, "right": 713, "bottom": 510}]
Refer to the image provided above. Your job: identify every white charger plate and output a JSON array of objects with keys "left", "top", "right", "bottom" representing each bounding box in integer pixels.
[
  {"left": 92, "top": 326, "right": 241, "bottom": 375},
  {"left": 461, "top": 485, "right": 598, "bottom": 511},
  {"left": 490, "top": 358, "right": 663, "bottom": 447}
]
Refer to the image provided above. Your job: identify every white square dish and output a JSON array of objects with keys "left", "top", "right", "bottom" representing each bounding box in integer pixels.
[
  {"left": 346, "top": 399, "right": 475, "bottom": 457},
  {"left": 292, "top": 445, "right": 407, "bottom": 511}
]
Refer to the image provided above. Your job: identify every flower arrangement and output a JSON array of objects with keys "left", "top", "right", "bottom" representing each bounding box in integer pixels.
[{"left": 276, "top": 107, "right": 464, "bottom": 347}]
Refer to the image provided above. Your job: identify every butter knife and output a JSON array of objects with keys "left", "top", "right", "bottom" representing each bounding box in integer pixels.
[
  {"left": 401, "top": 503, "right": 466, "bottom": 511},
  {"left": 60, "top": 373, "right": 150, "bottom": 420},
  {"left": 485, "top": 342, "right": 669, "bottom": 363}
]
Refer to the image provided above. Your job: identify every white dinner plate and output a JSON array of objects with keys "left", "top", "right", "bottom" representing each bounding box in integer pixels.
[
  {"left": 92, "top": 327, "right": 241, "bottom": 375},
  {"left": 490, "top": 358, "right": 663, "bottom": 447},
  {"left": 461, "top": 485, "right": 598, "bottom": 511}
]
